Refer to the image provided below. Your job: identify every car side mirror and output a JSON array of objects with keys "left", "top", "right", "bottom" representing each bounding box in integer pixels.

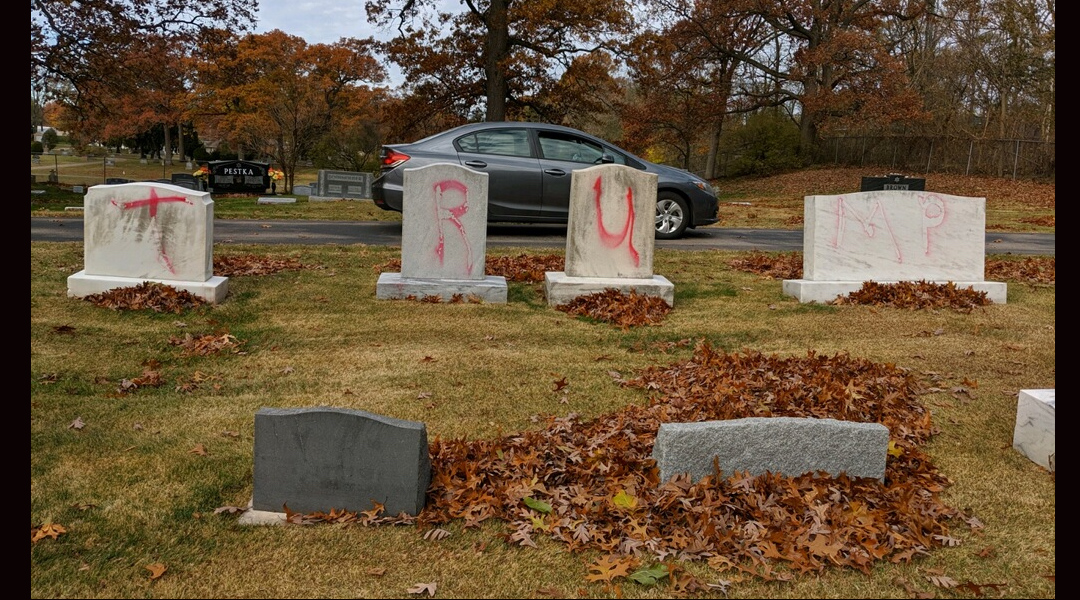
[{"left": 599, "top": 154, "right": 615, "bottom": 164}]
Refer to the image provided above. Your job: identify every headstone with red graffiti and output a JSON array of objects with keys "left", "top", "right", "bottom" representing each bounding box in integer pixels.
[
  {"left": 376, "top": 163, "right": 507, "bottom": 302},
  {"left": 544, "top": 164, "right": 674, "bottom": 306},
  {"left": 782, "top": 191, "right": 1007, "bottom": 303},
  {"left": 67, "top": 181, "right": 228, "bottom": 303}
]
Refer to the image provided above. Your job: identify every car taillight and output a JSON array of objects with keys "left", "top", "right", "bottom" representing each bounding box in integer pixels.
[{"left": 381, "top": 149, "right": 410, "bottom": 169}]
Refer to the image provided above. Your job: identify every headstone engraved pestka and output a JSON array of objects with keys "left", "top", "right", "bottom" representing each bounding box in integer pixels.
[
  {"left": 67, "top": 181, "right": 228, "bottom": 303},
  {"left": 782, "top": 191, "right": 1007, "bottom": 303},
  {"left": 376, "top": 163, "right": 507, "bottom": 302},
  {"left": 544, "top": 164, "right": 674, "bottom": 306}
]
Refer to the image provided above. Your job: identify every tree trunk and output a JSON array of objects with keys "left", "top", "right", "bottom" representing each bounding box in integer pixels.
[
  {"left": 163, "top": 122, "right": 173, "bottom": 166},
  {"left": 482, "top": 0, "right": 511, "bottom": 122},
  {"left": 704, "top": 120, "right": 721, "bottom": 179}
]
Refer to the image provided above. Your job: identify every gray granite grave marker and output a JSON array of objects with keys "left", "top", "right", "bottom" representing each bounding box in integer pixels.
[
  {"left": 252, "top": 407, "right": 431, "bottom": 516},
  {"left": 652, "top": 417, "right": 889, "bottom": 482}
]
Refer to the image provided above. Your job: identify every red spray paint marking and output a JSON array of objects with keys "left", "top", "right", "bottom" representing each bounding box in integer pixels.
[
  {"left": 832, "top": 195, "right": 903, "bottom": 263},
  {"left": 110, "top": 188, "right": 193, "bottom": 275},
  {"left": 917, "top": 193, "right": 946, "bottom": 256},
  {"left": 432, "top": 179, "right": 474, "bottom": 276},
  {"left": 592, "top": 177, "right": 639, "bottom": 267}
]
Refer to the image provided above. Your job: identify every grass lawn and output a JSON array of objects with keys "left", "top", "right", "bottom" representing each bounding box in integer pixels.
[{"left": 31, "top": 239, "right": 1054, "bottom": 598}]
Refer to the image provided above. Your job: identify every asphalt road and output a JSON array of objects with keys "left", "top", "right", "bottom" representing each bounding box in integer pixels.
[{"left": 31, "top": 216, "right": 1056, "bottom": 255}]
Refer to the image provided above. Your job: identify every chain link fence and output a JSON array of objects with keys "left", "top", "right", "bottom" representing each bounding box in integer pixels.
[
  {"left": 816, "top": 136, "right": 1055, "bottom": 180},
  {"left": 30, "top": 153, "right": 198, "bottom": 187}
]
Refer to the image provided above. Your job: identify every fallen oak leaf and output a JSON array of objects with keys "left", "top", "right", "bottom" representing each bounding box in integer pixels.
[
  {"left": 585, "top": 555, "right": 637, "bottom": 583},
  {"left": 213, "top": 505, "right": 247, "bottom": 515},
  {"left": 190, "top": 444, "right": 208, "bottom": 456},
  {"left": 69, "top": 417, "right": 85, "bottom": 430},
  {"left": 406, "top": 581, "right": 437, "bottom": 596},
  {"left": 367, "top": 567, "right": 386, "bottom": 577},
  {"left": 145, "top": 563, "right": 167, "bottom": 580},
  {"left": 423, "top": 528, "right": 451, "bottom": 541},
  {"left": 31, "top": 522, "right": 67, "bottom": 542},
  {"left": 956, "top": 581, "right": 1007, "bottom": 596}
]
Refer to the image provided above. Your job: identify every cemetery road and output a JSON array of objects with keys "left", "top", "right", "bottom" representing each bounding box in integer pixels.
[{"left": 30, "top": 217, "right": 1056, "bottom": 256}]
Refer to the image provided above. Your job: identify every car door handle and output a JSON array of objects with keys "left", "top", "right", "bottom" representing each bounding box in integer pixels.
[
  {"left": 543, "top": 169, "right": 566, "bottom": 176},
  {"left": 464, "top": 160, "right": 487, "bottom": 168}
]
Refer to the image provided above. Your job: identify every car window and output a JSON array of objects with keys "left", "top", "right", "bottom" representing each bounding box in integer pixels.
[
  {"left": 455, "top": 129, "right": 533, "bottom": 157},
  {"left": 537, "top": 131, "right": 628, "bottom": 165}
]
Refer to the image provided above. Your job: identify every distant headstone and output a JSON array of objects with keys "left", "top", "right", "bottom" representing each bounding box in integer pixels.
[
  {"left": 311, "top": 170, "right": 373, "bottom": 201},
  {"left": 206, "top": 160, "right": 269, "bottom": 194},
  {"left": 105, "top": 177, "right": 134, "bottom": 185},
  {"left": 257, "top": 196, "right": 296, "bottom": 205},
  {"left": 67, "top": 181, "right": 228, "bottom": 303},
  {"left": 782, "top": 191, "right": 1007, "bottom": 303},
  {"left": 860, "top": 173, "right": 925, "bottom": 191},
  {"left": 72, "top": 185, "right": 84, "bottom": 194},
  {"left": 544, "top": 164, "right": 673, "bottom": 306},
  {"left": 251, "top": 407, "right": 431, "bottom": 516},
  {"left": 171, "top": 172, "right": 204, "bottom": 191},
  {"left": 292, "top": 184, "right": 312, "bottom": 196},
  {"left": 1013, "top": 389, "right": 1055, "bottom": 472},
  {"left": 652, "top": 417, "right": 890, "bottom": 483},
  {"left": 376, "top": 163, "right": 507, "bottom": 302}
]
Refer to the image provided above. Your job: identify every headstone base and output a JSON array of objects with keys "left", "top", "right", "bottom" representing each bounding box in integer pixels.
[
  {"left": 257, "top": 197, "right": 296, "bottom": 205},
  {"left": 67, "top": 271, "right": 229, "bottom": 304},
  {"left": 237, "top": 500, "right": 288, "bottom": 526},
  {"left": 781, "top": 279, "right": 1007, "bottom": 304},
  {"left": 308, "top": 196, "right": 368, "bottom": 203},
  {"left": 1013, "top": 389, "right": 1055, "bottom": 472},
  {"left": 544, "top": 272, "right": 674, "bottom": 307},
  {"left": 376, "top": 272, "right": 508, "bottom": 303}
]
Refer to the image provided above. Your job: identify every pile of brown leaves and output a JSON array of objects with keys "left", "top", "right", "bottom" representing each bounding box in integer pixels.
[
  {"left": 214, "top": 254, "right": 312, "bottom": 277},
  {"left": 168, "top": 332, "right": 245, "bottom": 357},
  {"left": 833, "top": 281, "right": 992, "bottom": 311},
  {"left": 557, "top": 289, "right": 672, "bottom": 329},
  {"left": 376, "top": 254, "right": 565, "bottom": 284},
  {"left": 83, "top": 282, "right": 205, "bottom": 313},
  {"left": 985, "top": 257, "right": 1055, "bottom": 285},
  {"left": 486, "top": 253, "right": 565, "bottom": 282},
  {"left": 417, "top": 342, "right": 962, "bottom": 580},
  {"left": 727, "top": 251, "right": 803, "bottom": 280}
]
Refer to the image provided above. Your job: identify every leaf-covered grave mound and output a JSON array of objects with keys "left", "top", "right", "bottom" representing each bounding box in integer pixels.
[{"left": 419, "top": 342, "right": 966, "bottom": 579}]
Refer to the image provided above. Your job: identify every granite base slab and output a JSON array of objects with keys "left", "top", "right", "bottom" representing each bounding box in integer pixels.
[
  {"left": 376, "top": 272, "right": 507, "bottom": 303},
  {"left": 544, "top": 271, "right": 674, "bottom": 307},
  {"left": 67, "top": 271, "right": 229, "bottom": 304},
  {"left": 781, "top": 279, "right": 1007, "bottom": 304}
]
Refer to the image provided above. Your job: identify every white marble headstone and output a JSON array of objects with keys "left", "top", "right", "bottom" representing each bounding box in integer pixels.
[
  {"left": 564, "top": 164, "right": 658, "bottom": 279},
  {"left": 68, "top": 181, "right": 227, "bottom": 302},
  {"left": 400, "top": 164, "right": 489, "bottom": 280},
  {"left": 803, "top": 190, "right": 986, "bottom": 282}
]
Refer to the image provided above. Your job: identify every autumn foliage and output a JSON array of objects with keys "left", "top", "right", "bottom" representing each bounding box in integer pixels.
[{"left": 413, "top": 341, "right": 962, "bottom": 579}]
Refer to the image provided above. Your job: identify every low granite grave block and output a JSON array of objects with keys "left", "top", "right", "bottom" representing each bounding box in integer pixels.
[
  {"left": 782, "top": 191, "right": 1007, "bottom": 303},
  {"left": 1013, "top": 389, "right": 1055, "bottom": 472},
  {"left": 257, "top": 196, "right": 296, "bottom": 205},
  {"left": 652, "top": 417, "right": 890, "bottom": 483},
  {"left": 310, "top": 170, "right": 373, "bottom": 201},
  {"left": 545, "top": 164, "right": 673, "bottom": 306},
  {"left": 67, "top": 181, "right": 228, "bottom": 303},
  {"left": 251, "top": 407, "right": 431, "bottom": 517}
]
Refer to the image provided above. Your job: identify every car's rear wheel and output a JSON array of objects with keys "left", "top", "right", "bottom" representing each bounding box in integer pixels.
[{"left": 655, "top": 192, "right": 689, "bottom": 239}]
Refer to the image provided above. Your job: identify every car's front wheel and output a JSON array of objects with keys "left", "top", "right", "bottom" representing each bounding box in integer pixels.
[{"left": 655, "top": 192, "right": 689, "bottom": 239}]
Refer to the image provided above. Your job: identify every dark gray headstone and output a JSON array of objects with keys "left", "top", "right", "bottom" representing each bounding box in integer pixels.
[
  {"left": 860, "top": 173, "right": 925, "bottom": 191},
  {"left": 253, "top": 407, "right": 431, "bottom": 516},
  {"left": 652, "top": 417, "right": 889, "bottom": 482}
]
